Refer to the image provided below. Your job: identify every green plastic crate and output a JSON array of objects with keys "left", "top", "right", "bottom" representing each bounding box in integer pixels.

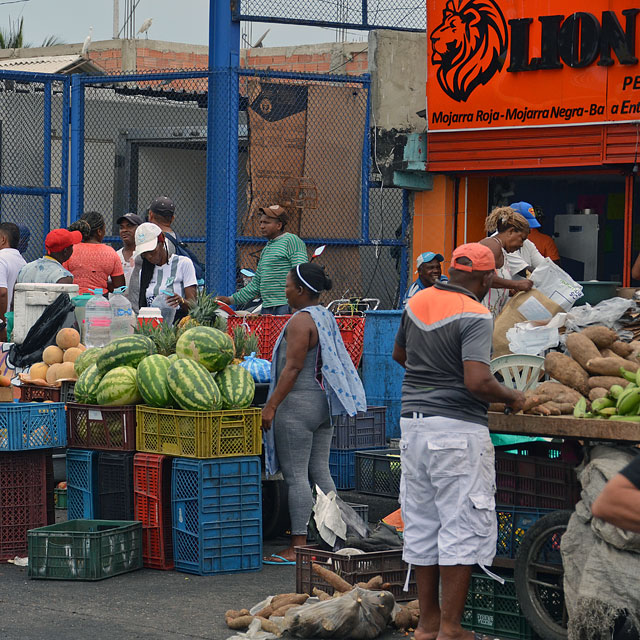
[
  {"left": 462, "top": 569, "right": 534, "bottom": 640},
  {"left": 28, "top": 519, "right": 142, "bottom": 580},
  {"left": 53, "top": 488, "right": 67, "bottom": 509}
]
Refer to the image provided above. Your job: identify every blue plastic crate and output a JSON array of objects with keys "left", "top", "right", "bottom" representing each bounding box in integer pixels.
[
  {"left": 172, "top": 456, "right": 262, "bottom": 575},
  {"left": 0, "top": 402, "right": 66, "bottom": 451},
  {"left": 331, "top": 447, "right": 385, "bottom": 490},
  {"left": 496, "top": 506, "right": 553, "bottom": 559},
  {"left": 66, "top": 449, "right": 99, "bottom": 520}
]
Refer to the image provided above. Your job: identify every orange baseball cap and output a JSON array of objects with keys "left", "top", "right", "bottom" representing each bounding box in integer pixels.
[{"left": 451, "top": 243, "right": 496, "bottom": 272}]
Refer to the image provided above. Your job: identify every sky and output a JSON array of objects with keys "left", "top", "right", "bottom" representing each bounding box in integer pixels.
[{"left": 0, "top": 0, "right": 364, "bottom": 49}]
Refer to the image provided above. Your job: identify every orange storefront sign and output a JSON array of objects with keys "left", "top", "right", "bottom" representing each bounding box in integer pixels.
[{"left": 426, "top": 0, "right": 640, "bottom": 131}]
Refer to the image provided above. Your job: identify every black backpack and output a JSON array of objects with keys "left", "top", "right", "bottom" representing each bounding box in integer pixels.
[{"left": 165, "top": 233, "right": 205, "bottom": 282}]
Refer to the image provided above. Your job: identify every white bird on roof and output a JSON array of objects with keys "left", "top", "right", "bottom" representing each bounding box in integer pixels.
[
  {"left": 81, "top": 26, "right": 93, "bottom": 56},
  {"left": 137, "top": 18, "right": 153, "bottom": 39}
]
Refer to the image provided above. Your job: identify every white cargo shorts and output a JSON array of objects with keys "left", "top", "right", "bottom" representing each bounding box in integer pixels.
[{"left": 399, "top": 415, "right": 497, "bottom": 567}]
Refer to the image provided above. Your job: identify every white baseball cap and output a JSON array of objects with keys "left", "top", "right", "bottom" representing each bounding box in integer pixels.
[{"left": 133, "top": 222, "right": 162, "bottom": 258}]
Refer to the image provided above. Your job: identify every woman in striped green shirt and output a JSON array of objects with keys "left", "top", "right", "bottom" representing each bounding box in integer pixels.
[{"left": 218, "top": 205, "right": 308, "bottom": 315}]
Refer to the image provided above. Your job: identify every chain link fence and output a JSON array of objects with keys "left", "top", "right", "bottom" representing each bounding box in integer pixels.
[
  {"left": 0, "top": 73, "right": 69, "bottom": 262},
  {"left": 235, "top": 0, "right": 426, "bottom": 31},
  {"left": 62, "top": 66, "right": 408, "bottom": 308}
]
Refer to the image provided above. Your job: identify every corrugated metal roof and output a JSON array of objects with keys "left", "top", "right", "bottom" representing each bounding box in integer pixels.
[{"left": 0, "top": 55, "right": 103, "bottom": 75}]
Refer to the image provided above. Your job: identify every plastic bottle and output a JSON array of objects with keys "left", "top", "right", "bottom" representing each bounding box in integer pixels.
[
  {"left": 84, "top": 289, "right": 112, "bottom": 348},
  {"left": 109, "top": 286, "right": 135, "bottom": 339},
  {"left": 150, "top": 290, "right": 177, "bottom": 326}
]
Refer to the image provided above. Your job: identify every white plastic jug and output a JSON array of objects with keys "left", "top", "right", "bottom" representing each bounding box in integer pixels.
[
  {"left": 84, "top": 289, "right": 112, "bottom": 348},
  {"left": 109, "top": 287, "right": 135, "bottom": 339}
]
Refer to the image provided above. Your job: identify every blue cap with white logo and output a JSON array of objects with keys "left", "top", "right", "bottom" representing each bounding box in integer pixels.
[
  {"left": 510, "top": 201, "right": 541, "bottom": 228},
  {"left": 416, "top": 251, "right": 445, "bottom": 269}
]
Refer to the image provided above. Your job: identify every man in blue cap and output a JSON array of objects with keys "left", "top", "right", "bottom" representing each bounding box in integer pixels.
[
  {"left": 504, "top": 201, "right": 546, "bottom": 276},
  {"left": 401, "top": 251, "right": 447, "bottom": 307}
]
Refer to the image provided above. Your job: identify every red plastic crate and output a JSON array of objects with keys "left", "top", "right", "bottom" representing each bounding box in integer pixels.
[
  {"left": 67, "top": 403, "right": 137, "bottom": 451},
  {"left": 496, "top": 442, "right": 581, "bottom": 510},
  {"left": 227, "top": 315, "right": 364, "bottom": 367},
  {"left": 20, "top": 384, "right": 61, "bottom": 403},
  {"left": 134, "top": 453, "right": 173, "bottom": 570},
  {"left": 0, "top": 451, "right": 48, "bottom": 560}
]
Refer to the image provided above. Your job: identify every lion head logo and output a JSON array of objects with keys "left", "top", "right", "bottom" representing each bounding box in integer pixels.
[{"left": 430, "top": 0, "right": 508, "bottom": 102}]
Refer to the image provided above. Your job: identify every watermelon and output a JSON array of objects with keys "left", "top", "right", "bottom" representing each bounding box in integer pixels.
[
  {"left": 96, "top": 366, "right": 141, "bottom": 406},
  {"left": 74, "top": 347, "right": 102, "bottom": 377},
  {"left": 176, "top": 326, "right": 235, "bottom": 372},
  {"left": 74, "top": 363, "right": 104, "bottom": 404},
  {"left": 168, "top": 353, "right": 179, "bottom": 363},
  {"left": 137, "top": 354, "right": 172, "bottom": 408},
  {"left": 216, "top": 364, "right": 255, "bottom": 409},
  {"left": 168, "top": 359, "right": 222, "bottom": 411},
  {"left": 96, "top": 336, "right": 156, "bottom": 374}
]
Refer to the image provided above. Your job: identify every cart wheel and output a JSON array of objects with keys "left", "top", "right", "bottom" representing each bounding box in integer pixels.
[
  {"left": 262, "top": 479, "right": 290, "bottom": 540},
  {"left": 514, "top": 509, "right": 571, "bottom": 640}
]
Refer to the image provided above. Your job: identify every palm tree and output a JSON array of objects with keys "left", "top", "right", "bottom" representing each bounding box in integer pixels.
[{"left": 0, "top": 17, "right": 65, "bottom": 49}]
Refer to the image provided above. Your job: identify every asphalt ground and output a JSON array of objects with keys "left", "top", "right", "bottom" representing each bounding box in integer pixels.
[{"left": 1, "top": 496, "right": 405, "bottom": 640}]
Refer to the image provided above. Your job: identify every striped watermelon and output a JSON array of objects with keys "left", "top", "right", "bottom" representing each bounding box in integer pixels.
[
  {"left": 137, "top": 354, "right": 172, "bottom": 408},
  {"left": 167, "top": 353, "right": 179, "bottom": 363},
  {"left": 216, "top": 364, "right": 255, "bottom": 409},
  {"left": 168, "top": 359, "right": 222, "bottom": 411},
  {"left": 74, "top": 363, "right": 104, "bottom": 404},
  {"left": 96, "top": 336, "right": 156, "bottom": 374},
  {"left": 74, "top": 347, "right": 102, "bottom": 377},
  {"left": 96, "top": 366, "right": 142, "bottom": 406},
  {"left": 176, "top": 326, "right": 235, "bottom": 372}
]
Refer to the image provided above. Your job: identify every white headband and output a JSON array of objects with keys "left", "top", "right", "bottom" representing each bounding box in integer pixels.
[{"left": 296, "top": 264, "right": 319, "bottom": 293}]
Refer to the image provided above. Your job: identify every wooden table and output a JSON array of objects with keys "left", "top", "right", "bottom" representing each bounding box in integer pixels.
[{"left": 489, "top": 411, "right": 640, "bottom": 443}]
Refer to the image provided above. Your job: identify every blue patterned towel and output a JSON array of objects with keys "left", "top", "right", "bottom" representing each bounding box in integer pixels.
[{"left": 264, "top": 305, "right": 367, "bottom": 476}]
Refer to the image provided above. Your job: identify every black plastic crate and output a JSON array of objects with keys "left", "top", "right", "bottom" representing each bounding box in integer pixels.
[
  {"left": 331, "top": 406, "right": 386, "bottom": 450},
  {"left": 355, "top": 448, "right": 401, "bottom": 498},
  {"left": 60, "top": 381, "right": 76, "bottom": 404},
  {"left": 98, "top": 451, "right": 135, "bottom": 520}
]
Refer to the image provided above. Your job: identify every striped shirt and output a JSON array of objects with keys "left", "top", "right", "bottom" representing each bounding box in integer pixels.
[
  {"left": 232, "top": 233, "right": 307, "bottom": 307},
  {"left": 395, "top": 281, "right": 494, "bottom": 426}
]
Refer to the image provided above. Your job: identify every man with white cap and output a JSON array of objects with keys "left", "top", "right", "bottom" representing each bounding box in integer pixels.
[
  {"left": 128, "top": 222, "right": 197, "bottom": 318},
  {"left": 402, "top": 251, "right": 447, "bottom": 307}
]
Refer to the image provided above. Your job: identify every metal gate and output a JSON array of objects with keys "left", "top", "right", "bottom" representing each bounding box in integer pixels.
[{"left": 0, "top": 71, "right": 70, "bottom": 260}]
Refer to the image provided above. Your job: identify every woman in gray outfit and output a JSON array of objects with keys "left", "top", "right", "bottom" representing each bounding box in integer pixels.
[{"left": 261, "top": 263, "right": 364, "bottom": 564}]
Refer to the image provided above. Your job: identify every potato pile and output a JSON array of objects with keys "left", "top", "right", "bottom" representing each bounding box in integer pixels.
[
  {"left": 531, "top": 325, "right": 640, "bottom": 420},
  {"left": 28, "top": 328, "right": 85, "bottom": 385}
]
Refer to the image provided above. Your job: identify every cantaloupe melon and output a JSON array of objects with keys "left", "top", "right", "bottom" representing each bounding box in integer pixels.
[
  {"left": 29, "top": 362, "right": 49, "bottom": 381},
  {"left": 56, "top": 362, "right": 77, "bottom": 381},
  {"left": 56, "top": 328, "right": 80, "bottom": 350},
  {"left": 43, "top": 345, "right": 64, "bottom": 365},
  {"left": 63, "top": 347, "right": 83, "bottom": 363},
  {"left": 46, "top": 363, "right": 61, "bottom": 385},
  {"left": 77, "top": 343, "right": 86, "bottom": 351}
]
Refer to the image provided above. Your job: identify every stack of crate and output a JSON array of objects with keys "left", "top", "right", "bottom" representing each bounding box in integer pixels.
[
  {"left": 329, "top": 406, "right": 387, "bottom": 490},
  {"left": 135, "top": 405, "right": 263, "bottom": 575},
  {"left": 0, "top": 400, "right": 67, "bottom": 561}
]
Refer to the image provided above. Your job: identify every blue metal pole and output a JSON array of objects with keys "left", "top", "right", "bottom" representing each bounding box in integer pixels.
[
  {"left": 42, "top": 80, "right": 52, "bottom": 239},
  {"left": 60, "top": 78, "right": 70, "bottom": 226},
  {"left": 206, "top": 0, "right": 240, "bottom": 294},
  {"left": 69, "top": 75, "right": 85, "bottom": 222},
  {"left": 361, "top": 80, "right": 372, "bottom": 241}
]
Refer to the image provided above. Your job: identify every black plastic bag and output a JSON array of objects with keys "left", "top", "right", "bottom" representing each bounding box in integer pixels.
[{"left": 9, "top": 293, "right": 75, "bottom": 367}]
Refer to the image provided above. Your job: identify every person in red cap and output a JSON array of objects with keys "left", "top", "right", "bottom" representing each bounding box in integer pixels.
[
  {"left": 16, "top": 228, "right": 82, "bottom": 285},
  {"left": 392, "top": 243, "right": 525, "bottom": 640}
]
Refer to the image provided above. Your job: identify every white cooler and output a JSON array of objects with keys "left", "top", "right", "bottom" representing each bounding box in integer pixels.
[{"left": 13, "top": 283, "right": 79, "bottom": 345}]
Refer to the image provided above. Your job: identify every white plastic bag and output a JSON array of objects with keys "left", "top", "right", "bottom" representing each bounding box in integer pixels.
[
  {"left": 565, "top": 297, "right": 635, "bottom": 332},
  {"left": 529, "top": 258, "right": 583, "bottom": 311}
]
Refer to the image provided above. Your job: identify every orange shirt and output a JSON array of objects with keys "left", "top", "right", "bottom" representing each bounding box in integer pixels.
[
  {"left": 528, "top": 228, "right": 560, "bottom": 261},
  {"left": 64, "top": 243, "right": 124, "bottom": 294}
]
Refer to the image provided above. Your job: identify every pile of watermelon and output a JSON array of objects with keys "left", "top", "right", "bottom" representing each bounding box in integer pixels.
[{"left": 73, "top": 326, "right": 256, "bottom": 412}]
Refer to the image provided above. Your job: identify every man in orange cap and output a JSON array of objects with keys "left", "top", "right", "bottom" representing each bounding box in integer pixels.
[
  {"left": 392, "top": 243, "right": 525, "bottom": 640},
  {"left": 16, "top": 228, "right": 82, "bottom": 285}
]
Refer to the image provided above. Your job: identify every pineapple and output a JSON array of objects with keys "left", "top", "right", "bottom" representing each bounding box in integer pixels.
[
  {"left": 186, "top": 289, "right": 220, "bottom": 327},
  {"left": 134, "top": 322, "right": 178, "bottom": 356},
  {"left": 232, "top": 326, "right": 260, "bottom": 362}
]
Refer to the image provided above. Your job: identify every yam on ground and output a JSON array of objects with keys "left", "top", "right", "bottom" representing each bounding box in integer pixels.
[
  {"left": 311, "top": 563, "right": 352, "bottom": 593},
  {"left": 225, "top": 609, "right": 250, "bottom": 620},
  {"left": 585, "top": 357, "right": 629, "bottom": 377},
  {"left": 271, "top": 604, "right": 300, "bottom": 618},
  {"left": 581, "top": 325, "right": 617, "bottom": 348},
  {"left": 589, "top": 387, "right": 609, "bottom": 402},
  {"left": 356, "top": 575, "right": 384, "bottom": 590},
  {"left": 256, "top": 617, "right": 281, "bottom": 635},
  {"left": 393, "top": 607, "right": 415, "bottom": 630},
  {"left": 312, "top": 588, "right": 332, "bottom": 601},
  {"left": 588, "top": 376, "right": 630, "bottom": 390},
  {"left": 566, "top": 333, "right": 600, "bottom": 369},
  {"left": 599, "top": 351, "right": 640, "bottom": 373},
  {"left": 226, "top": 615, "right": 254, "bottom": 630},
  {"left": 612, "top": 341, "right": 634, "bottom": 358},
  {"left": 544, "top": 352, "right": 589, "bottom": 396}
]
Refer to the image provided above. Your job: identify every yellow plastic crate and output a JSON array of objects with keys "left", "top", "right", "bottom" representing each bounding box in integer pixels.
[{"left": 136, "top": 406, "right": 262, "bottom": 459}]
